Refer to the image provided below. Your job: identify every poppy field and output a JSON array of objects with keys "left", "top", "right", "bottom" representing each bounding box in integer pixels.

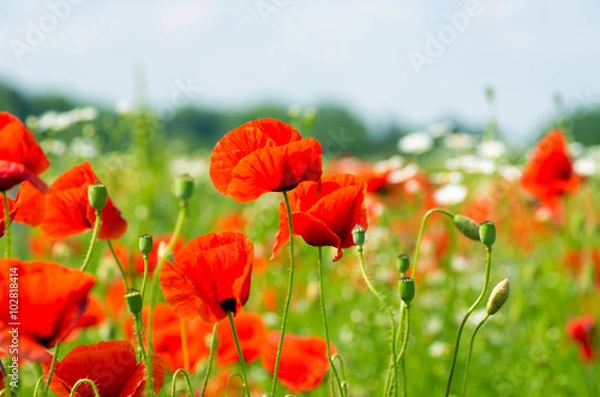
[{"left": 0, "top": 108, "right": 599, "bottom": 397}]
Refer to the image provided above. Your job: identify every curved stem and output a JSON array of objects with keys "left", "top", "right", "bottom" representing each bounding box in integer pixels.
[
  {"left": 141, "top": 254, "right": 149, "bottom": 299},
  {"left": 333, "top": 354, "right": 348, "bottom": 395},
  {"left": 43, "top": 341, "right": 61, "bottom": 396},
  {"left": 270, "top": 191, "right": 296, "bottom": 397},
  {"left": 107, "top": 240, "right": 130, "bottom": 290},
  {"left": 180, "top": 317, "right": 190, "bottom": 372},
  {"left": 227, "top": 312, "right": 251, "bottom": 397},
  {"left": 445, "top": 247, "right": 493, "bottom": 397},
  {"left": 226, "top": 373, "right": 243, "bottom": 397},
  {"left": 2, "top": 191, "right": 11, "bottom": 258},
  {"left": 80, "top": 211, "right": 102, "bottom": 272},
  {"left": 70, "top": 379, "right": 100, "bottom": 397},
  {"left": 33, "top": 376, "right": 45, "bottom": 397},
  {"left": 412, "top": 208, "right": 454, "bottom": 279},
  {"left": 171, "top": 369, "right": 194, "bottom": 397},
  {"left": 200, "top": 323, "right": 219, "bottom": 397},
  {"left": 357, "top": 246, "right": 398, "bottom": 396},
  {"left": 461, "top": 313, "right": 490, "bottom": 397},
  {"left": 147, "top": 201, "right": 187, "bottom": 355},
  {"left": 317, "top": 247, "right": 346, "bottom": 397}
]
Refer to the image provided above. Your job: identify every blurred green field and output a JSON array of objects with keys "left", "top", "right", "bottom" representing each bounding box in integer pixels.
[{"left": 5, "top": 100, "right": 600, "bottom": 397}]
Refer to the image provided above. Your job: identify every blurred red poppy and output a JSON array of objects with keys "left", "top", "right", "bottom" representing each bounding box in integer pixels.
[
  {"left": 159, "top": 232, "right": 254, "bottom": 323},
  {"left": 566, "top": 315, "right": 596, "bottom": 361},
  {"left": 261, "top": 332, "right": 332, "bottom": 393},
  {"left": 0, "top": 259, "right": 95, "bottom": 362},
  {"left": 106, "top": 278, "right": 127, "bottom": 323},
  {"left": 41, "top": 161, "right": 127, "bottom": 241},
  {"left": 123, "top": 304, "right": 213, "bottom": 372},
  {"left": 0, "top": 180, "right": 46, "bottom": 237},
  {"left": 210, "top": 118, "right": 322, "bottom": 202},
  {"left": 44, "top": 340, "right": 165, "bottom": 396},
  {"left": 217, "top": 311, "right": 268, "bottom": 366},
  {"left": 273, "top": 174, "right": 367, "bottom": 261},
  {"left": 0, "top": 112, "right": 49, "bottom": 192},
  {"left": 521, "top": 130, "right": 580, "bottom": 205}
]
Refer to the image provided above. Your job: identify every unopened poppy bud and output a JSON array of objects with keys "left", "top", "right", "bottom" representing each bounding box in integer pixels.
[
  {"left": 453, "top": 215, "right": 480, "bottom": 241},
  {"left": 352, "top": 224, "right": 366, "bottom": 246},
  {"left": 397, "top": 254, "right": 410, "bottom": 274},
  {"left": 398, "top": 276, "right": 416, "bottom": 305},
  {"left": 175, "top": 174, "right": 194, "bottom": 201},
  {"left": 125, "top": 288, "right": 143, "bottom": 315},
  {"left": 486, "top": 279, "right": 509, "bottom": 315},
  {"left": 88, "top": 181, "right": 107, "bottom": 211},
  {"left": 479, "top": 221, "right": 496, "bottom": 248},
  {"left": 138, "top": 234, "right": 153, "bottom": 255}
]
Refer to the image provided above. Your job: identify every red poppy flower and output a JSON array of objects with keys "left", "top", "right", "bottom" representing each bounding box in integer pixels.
[
  {"left": 0, "top": 180, "right": 46, "bottom": 237},
  {"left": 159, "top": 232, "right": 254, "bottom": 323},
  {"left": 0, "top": 112, "right": 49, "bottom": 192},
  {"left": 44, "top": 340, "right": 165, "bottom": 396},
  {"left": 106, "top": 279, "right": 127, "bottom": 323},
  {"left": 132, "top": 234, "right": 183, "bottom": 275},
  {"left": 566, "top": 315, "right": 596, "bottom": 361},
  {"left": 41, "top": 161, "right": 127, "bottom": 241},
  {"left": 273, "top": 174, "right": 367, "bottom": 262},
  {"left": 521, "top": 130, "right": 580, "bottom": 205},
  {"left": 261, "top": 332, "right": 332, "bottom": 393},
  {"left": 210, "top": 118, "right": 322, "bottom": 202},
  {"left": 123, "top": 304, "right": 213, "bottom": 372},
  {"left": 0, "top": 259, "right": 96, "bottom": 361},
  {"left": 217, "top": 311, "right": 268, "bottom": 366}
]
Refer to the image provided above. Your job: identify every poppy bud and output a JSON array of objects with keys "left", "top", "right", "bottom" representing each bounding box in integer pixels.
[
  {"left": 398, "top": 276, "right": 416, "bottom": 305},
  {"left": 397, "top": 254, "right": 410, "bottom": 274},
  {"left": 479, "top": 221, "right": 496, "bottom": 248},
  {"left": 352, "top": 224, "right": 366, "bottom": 246},
  {"left": 88, "top": 181, "right": 107, "bottom": 211},
  {"left": 125, "top": 288, "right": 143, "bottom": 315},
  {"left": 486, "top": 279, "right": 509, "bottom": 315},
  {"left": 175, "top": 174, "right": 194, "bottom": 201},
  {"left": 452, "top": 215, "right": 480, "bottom": 241},
  {"left": 138, "top": 234, "right": 153, "bottom": 255}
]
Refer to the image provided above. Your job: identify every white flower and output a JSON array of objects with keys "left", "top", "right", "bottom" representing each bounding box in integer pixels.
[
  {"left": 398, "top": 131, "right": 433, "bottom": 155},
  {"left": 386, "top": 164, "right": 419, "bottom": 184},
  {"left": 429, "top": 341, "right": 450, "bottom": 358},
  {"left": 427, "top": 121, "right": 454, "bottom": 137},
  {"left": 568, "top": 142, "right": 585, "bottom": 158},
  {"left": 574, "top": 158, "right": 598, "bottom": 176},
  {"left": 70, "top": 138, "right": 97, "bottom": 158},
  {"left": 434, "top": 184, "right": 467, "bottom": 206},
  {"left": 169, "top": 156, "right": 209, "bottom": 178},
  {"left": 499, "top": 165, "right": 522, "bottom": 181},
  {"left": 444, "top": 133, "right": 476, "bottom": 150},
  {"left": 478, "top": 140, "right": 506, "bottom": 159},
  {"left": 430, "top": 171, "right": 463, "bottom": 185},
  {"left": 445, "top": 155, "right": 496, "bottom": 175},
  {"left": 116, "top": 100, "right": 132, "bottom": 115}
]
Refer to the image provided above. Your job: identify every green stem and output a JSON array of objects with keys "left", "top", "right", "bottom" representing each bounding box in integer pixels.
[
  {"left": 445, "top": 247, "right": 493, "bottom": 397},
  {"left": 33, "top": 376, "right": 45, "bottom": 397},
  {"left": 357, "top": 245, "right": 398, "bottom": 396},
  {"left": 180, "top": 317, "right": 190, "bottom": 372},
  {"left": 138, "top": 315, "right": 153, "bottom": 396},
  {"left": 200, "top": 323, "right": 219, "bottom": 397},
  {"left": 171, "top": 369, "right": 194, "bottom": 397},
  {"left": 226, "top": 373, "right": 243, "bottom": 397},
  {"left": 2, "top": 191, "right": 11, "bottom": 259},
  {"left": 317, "top": 247, "right": 346, "bottom": 397},
  {"left": 70, "top": 379, "right": 100, "bottom": 397},
  {"left": 270, "top": 191, "right": 296, "bottom": 397},
  {"left": 461, "top": 313, "right": 490, "bottom": 397},
  {"left": 147, "top": 200, "right": 187, "bottom": 355},
  {"left": 141, "top": 253, "right": 149, "bottom": 299},
  {"left": 134, "top": 314, "right": 147, "bottom": 361},
  {"left": 227, "top": 312, "right": 251, "bottom": 397},
  {"left": 80, "top": 211, "right": 102, "bottom": 272},
  {"left": 107, "top": 240, "right": 130, "bottom": 290},
  {"left": 412, "top": 208, "right": 454, "bottom": 280},
  {"left": 333, "top": 354, "right": 348, "bottom": 395},
  {"left": 43, "top": 341, "right": 61, "bottom": 396}
]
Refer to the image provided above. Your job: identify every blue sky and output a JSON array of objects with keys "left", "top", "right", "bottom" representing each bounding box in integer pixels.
[{"left": 1, "top": 0, "right": 599, "bottom": 143}]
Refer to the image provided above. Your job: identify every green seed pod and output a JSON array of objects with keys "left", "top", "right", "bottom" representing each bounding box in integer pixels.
[
  {"left": 88, "top": 181, "right": 107, "bottom": 211},
  {"left": 398, "top": 276, "right": 416, "bottom": 305},
  {"left": 479, "top": 220, "right": 496, "bottom": 248},
  {"left": 352, "top": 224, "right": 366, "bottom": 246},
  {"left": 174, "top": 174, "right": 194, "bottom": 201},
  {"left": 125, "top": 288, "right": 143, "bottom": 315},
  {"left": 397, "top": 254, "right": 410, "bottom": 274},
  {"left": 486, "top": 279, "right": 509, "bottom": 315},
  {"left": 452, "top": 215, "right": 481, "bottom": 241},
  {"left": 138, "top": 234, "right": 153, "bottom": 255}
]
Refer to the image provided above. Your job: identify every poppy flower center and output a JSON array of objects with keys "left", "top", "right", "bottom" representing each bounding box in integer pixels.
[{"left": 219, "top": 298, "right": 237, "bottom": 314}]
